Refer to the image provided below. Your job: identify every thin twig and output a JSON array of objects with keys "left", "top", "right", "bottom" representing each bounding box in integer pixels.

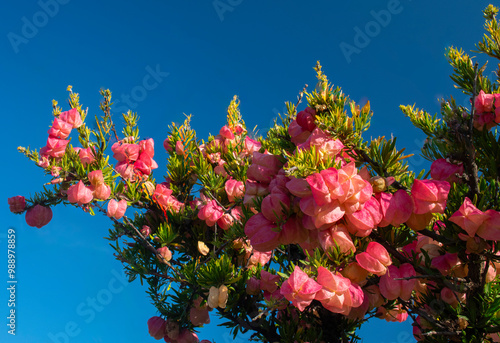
[
  {"left": 114, "top": 254, "right": 179, "bottom": 283},
  {"left": 417, "top": 228, "right": 453, "bottom": 245},
  {"left": 421, "top": 330, "right": 462, "bottom": 337},
  {"left": 219, "top": 309, "right": 281, "bottom": 342},
  {"left": 399, "top": 299, "right": 448, "bottom": 331},
  {"left": 296, "top": 84, "right": 308, "bottom": 108},
  {"left": 94, "top": 201, "right": 182, "bottom": 276},
  {"left": 465, "top": 63, "right": 480, "bottom": 199},
  {"left": 394, "top": 275, "right": 467, "bottom": 283},
  {"left": 122, "top": 216, "right": 182, "bottom": 277}
]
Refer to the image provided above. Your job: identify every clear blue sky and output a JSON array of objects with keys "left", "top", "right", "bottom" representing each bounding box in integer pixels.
[{"left": 2, "top": 1, "right": 493, "bottom": 342}]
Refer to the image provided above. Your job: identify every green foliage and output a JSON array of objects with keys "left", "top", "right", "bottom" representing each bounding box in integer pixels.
[
  {"left": 262, "top": 104, "right": 296, "bottom": 156},
  {"left": 477, "top": 5, "right": 500, "bottom": 61},
  {"left": 226, "top": 95, "right": 245, "bottom": 130},
  {"left": 367, "top": 136, "right": 413, "bottom": 180},
  {"left": 475, "top": 127, "right": 500, "bottom": 181},
  {"left": 285, "top": 144, "right": 339, "bottom": 178},
  {"left": 195, "top": 254, "right": 241, "bottom": 289},
  {"left": 157, "top": 221, "right": 179, "bottom": 246},
  {"left": 400, "top": 104, "right": 447, "bottom": 142},
  {"left": 447, "top": 47, "right": 491, "bottom": 95},
  {"left": 122, "top": 110, "right": 140, "bottom": 140}
]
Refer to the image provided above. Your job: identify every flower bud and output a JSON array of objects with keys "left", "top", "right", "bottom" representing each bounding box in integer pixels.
[
  {"left": 147, "top": 316, "right": 166, "bottom": 340},
  {"left": 225, "top": 179, "right": 245, "bottom": 202},
  {"left": 405, "top": 212, "right": 433, "bottom": 231},
  {"left": 88, "top": 170, "right": 104, "bottom": 186},
  {"left": 288, "top": 120, "right": 311, "bottom": 145},
  {"left": 280, "top": 216, "right": 308, "bottom": 245},
  {"left": 198, "top": 241, "right": 210, "bottom": 256},
  {"left": 43, "top": 137, "right": 69, "bottom": 158},
  {"left": 247, "top": 152, "right": 283, "bottom": 183},
  {"left": 163, "top": 137, "right": 173, "bottom": 153},
  {"left": 440, "top": 287, "right": 465, "bottom": 308},
  {"left": 219, "top": 125, "right": 234, "bottom": 140},
  {"left": 165, "top": 319, "right": 179, "bottom": 340},
  {"left": 244, "top": 213, "right": 281, "bottom": 252},
  {"left": 175, "top": 141, "right": 185, "bottom": 155},
  {"left": 207, "top": 286, "right": 219, "bottom": 308},
  {"left": 285, "top": 177, "right": 312, "bottom": 198},
  {"left": 355, "top": 242, "right": 392, "bottom": 276},
  {"left": 8, "top": 196, "right": 26, "bottom": 213},
  {"left": 379, "top": 264, "right": 416, "bottom": 301},
  {"left": 466, "top": 236, "right": 486, "bottom": 254},
  {"left": 218, "top": 285, "right": 229, "bottom": 308},
  {"left": 296, "top": 107, "right": 317, "bottom": 131},
  {"left": 157, "top": 246, "right": 172, "bottom": 263},
  {"left": 25, "top": 204, "right": 53, "bottom": 228},
  {"left": 430, "top": 158, "right": 464, "bottom": 183},
  {"left": 411, "top": 179, "right": 450, "bottom": 214},
  {"left": 217, "top": 213, "right": 234, "bottom": 231},
  {"left": 260, "top": 270, "right": 280, "bottom": 293},
  {"left": 318, "top": 223, "right": 356, "bottom": 255},
  {"left": 197, "top": 200, "right": 223, "bottom": 227},
  {"left": 261, "top": 192, "right": 290, "bottom": 222},
  {"left": 59, "top": 108, "right": 83, "bottom": 128},
  {"left": 48, "top": 117, "right": 73, "bottom": 139},
  {"left": 67, "top": 181, "right": 94, "bottom": 206},
  {"left": 107, "top": 199, "right": 127, "bottom": 219},
  {"left": 93, "top": 184, "right": 111, "bottom": 200},
  {"left": 141, "top": 225, "right": 152, "bottom": 237},
  {"left": 369, "top": 176, "right": 386, "bottom": 193},
  {"left": 79, "top": 146, "right": 95, "bottom": 166},
  {"left": 243, "top": 136, "right": 261, "bottom": 155},
  {"left": 342, "top": 262, "right": 369, "bottom": 284},
  {"left": 176, "top": 329, "right": 199, "bottom": 343},
  {"left": 189, "top": 297, "right": 210, "bottom": 327},
  {"left": 246, "top": 277, "right": 261, "bottom": 295}
]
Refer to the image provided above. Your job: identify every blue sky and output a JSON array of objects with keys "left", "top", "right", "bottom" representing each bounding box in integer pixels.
[{"left": 1, "top": 1, "right": 494, "bottom": 342}]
